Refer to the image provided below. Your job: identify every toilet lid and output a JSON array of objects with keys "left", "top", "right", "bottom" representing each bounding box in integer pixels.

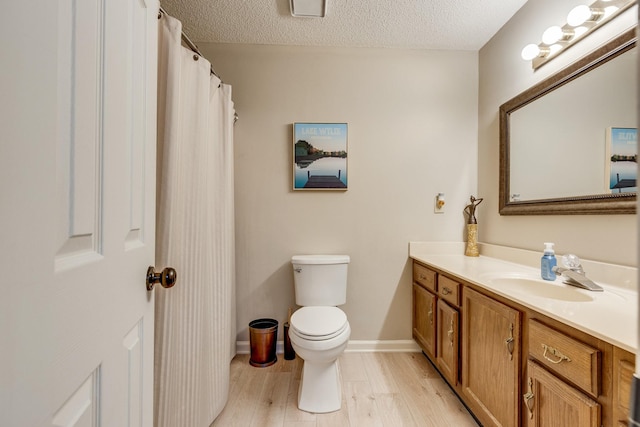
[{"left": 290, "top": 307, "right": 348, "bottom": 340}]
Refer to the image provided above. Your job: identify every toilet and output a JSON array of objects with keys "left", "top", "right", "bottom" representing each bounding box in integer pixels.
[{"left": 288, "top": 254, "right": 351, "bottom": 413}]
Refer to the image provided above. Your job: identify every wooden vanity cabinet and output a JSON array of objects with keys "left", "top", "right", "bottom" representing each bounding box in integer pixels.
[
  {"left": 462, "top": 286, "right": 521, "bottom": 427},
  {"left": 411, "top": 260, "right": 634, "bottom": 427}
]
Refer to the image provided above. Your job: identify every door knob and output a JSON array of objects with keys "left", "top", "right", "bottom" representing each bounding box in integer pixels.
[{"left": 146, "top": 266, "right": 177, "bottom": 291}]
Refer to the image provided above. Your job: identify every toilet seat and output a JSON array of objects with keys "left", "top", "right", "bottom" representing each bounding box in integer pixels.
[{"left": 290, "top": 306, "right": 348, "bottom": 341}]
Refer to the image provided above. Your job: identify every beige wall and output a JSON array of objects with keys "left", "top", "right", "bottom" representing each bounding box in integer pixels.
[
  {"left": 478, "top": 0, "right": 637, "bottom": 266},
  {"left": 199, "top": 43, "right": 479, "bottom": 341}
]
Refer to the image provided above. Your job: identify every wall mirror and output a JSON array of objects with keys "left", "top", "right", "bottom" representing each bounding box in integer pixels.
[{"left": 499, "top": 28, "right": 637, "bottom": 215}]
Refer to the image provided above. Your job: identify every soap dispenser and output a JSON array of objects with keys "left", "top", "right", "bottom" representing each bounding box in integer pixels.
[{"left": 541, "top": 242, "right": 557, "bottom": 281}]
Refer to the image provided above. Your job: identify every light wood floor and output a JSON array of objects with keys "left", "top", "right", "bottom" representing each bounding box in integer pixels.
[{"left": 211, "top": 352, "right": 479, "bottom": 426}]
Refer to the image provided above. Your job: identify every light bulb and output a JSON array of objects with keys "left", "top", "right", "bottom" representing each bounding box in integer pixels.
[
  {"left": 521, "top": 44, "right": 550, "bottom": 61},
  {"left": 604, "top": 6, "right": 619, "bottom": 18},
  {"left": 543, "top": 26, "right": 574, "bottom": 45},
  {"left": 542, "top": 26, "right": 563, "bottom": 44},
  {"left": 573, "top": 26, "right": 589, "bottom": 38},
  {"left": 549, "top": 44, "right": 563, "bottom": 55},
  {"left": 567, "top": 5, "right": 591, "bottom": 26},
  {"left": 567, "top": 5, "right": 603, "bottom": 26},
  {"left": 521, "top": 44, "right": 541, "bottom": 61}
]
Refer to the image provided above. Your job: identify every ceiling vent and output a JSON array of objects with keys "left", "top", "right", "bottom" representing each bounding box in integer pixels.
[{"left": 290, "top": 0, "right": 327, "bottom": 18}]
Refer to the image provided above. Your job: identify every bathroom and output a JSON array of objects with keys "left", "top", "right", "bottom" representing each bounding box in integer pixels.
[
  {"left": 192, "top": 0, "right": 636, "bottom": 353},
  {"left": 2, "top": 0, "right": 637, "bottom": 425},
  {"left": 193, "top": 0, "right": 637, "bottom": 423}
]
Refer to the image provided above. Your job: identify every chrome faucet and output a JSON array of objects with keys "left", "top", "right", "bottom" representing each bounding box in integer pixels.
[{"left": 552, "top": 255, "right": 603, "bottom": 292}]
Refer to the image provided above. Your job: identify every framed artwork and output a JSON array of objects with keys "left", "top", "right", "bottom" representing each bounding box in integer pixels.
[
  {"left": 293, "top": 123, "right": 348, "bottom": 190},
  {"left": 605, "top": 127, "right": 637, "bottom": 193}
]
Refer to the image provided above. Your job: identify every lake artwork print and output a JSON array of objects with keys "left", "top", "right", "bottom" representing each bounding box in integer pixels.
[
  {"left": 293, "top": 123, "right": 348, "bottom": 190},
  {"left": 608, "top": 127, "right": 637, "bottom": 193}
]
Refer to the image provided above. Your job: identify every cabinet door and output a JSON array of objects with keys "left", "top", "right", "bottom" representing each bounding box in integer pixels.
[
  {"left": 612, "top": 347, "right": 635, "bottom": 427},
  {"left": 525, "top": 360, "right": 600, "bottom": 427},
  {"left": 437, "top": 299, "right": 459, "bottom": 385},
  {"left": 462, "top": 287, "right": 520, "bottom": 427},
  {"left": 413, "top": 284, "right": 437, "bottom": 360}
]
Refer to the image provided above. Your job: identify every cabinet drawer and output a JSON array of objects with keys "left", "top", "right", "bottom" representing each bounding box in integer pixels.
[
  {"left": 438, "top": 275, "right": 460, "bottom": 307},
  {"left": 529, "top": 320, "right": 600, "bottom": 397},
  {"left": 413, "top": 263, "right": 436, "bottom": 292}
]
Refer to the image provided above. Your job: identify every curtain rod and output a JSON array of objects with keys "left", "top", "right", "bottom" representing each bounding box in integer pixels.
[
  {"left": 158, "top": 6, "right": 238, "bottom": 124},
  {"left": 158, "top": 6, "right": 221, "bottom": 81}
]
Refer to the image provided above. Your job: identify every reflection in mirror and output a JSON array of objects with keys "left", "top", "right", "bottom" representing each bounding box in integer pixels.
[
  {"left": 510, "top": 47, "right": 637, "bottom": 200},
  {"left": 500, "top": 29, "right": 637, "bottom": 215}
]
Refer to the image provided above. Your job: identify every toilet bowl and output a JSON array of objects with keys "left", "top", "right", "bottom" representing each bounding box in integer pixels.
[{"left": 289, "top": 306, "right": 351, "bottom": 413}]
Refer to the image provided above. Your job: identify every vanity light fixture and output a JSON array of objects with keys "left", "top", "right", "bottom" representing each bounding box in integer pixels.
[{"left": 521, "top": 0, "right": 634, "bottom": 69}]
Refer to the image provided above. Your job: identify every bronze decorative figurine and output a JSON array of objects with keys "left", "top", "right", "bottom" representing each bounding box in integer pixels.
[{"left": 464, "top": 196, "right": 483, "bottom": 257}]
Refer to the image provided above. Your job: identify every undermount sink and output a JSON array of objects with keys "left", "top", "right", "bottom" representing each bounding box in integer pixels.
[{"left": 485, "top": 275, "right": 594, "bottom": 302}]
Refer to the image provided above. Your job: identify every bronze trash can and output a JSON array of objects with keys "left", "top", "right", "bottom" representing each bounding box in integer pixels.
[{"left": 249, "top": 318, "right": 278, "bottom": 367}]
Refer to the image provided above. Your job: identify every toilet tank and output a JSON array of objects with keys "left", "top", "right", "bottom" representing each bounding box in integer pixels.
[{"left": 291, "top": 255, "right": 350, "bottom": 306}]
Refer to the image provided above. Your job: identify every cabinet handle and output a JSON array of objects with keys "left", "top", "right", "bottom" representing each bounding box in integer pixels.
[
  {"left": 441, "top": 287, "right": 452, "bottom": 295},
  {"left": 447, "top": 319, "right": 454, "bottom": 347},
  {"left": 428, "top": 307, "right": 433, "bottom": 325},
  {"left": 419, "top": 274, "right": 426, "bottom": 280},
  {"left": 505, "top": 323, "right": 514, "bottom": 361},
  {"left": 541, "top": 344, "right": 571, "bottom": 364},
  {"left": 523, "top": 377, "right": 534, "bottom": 419}
]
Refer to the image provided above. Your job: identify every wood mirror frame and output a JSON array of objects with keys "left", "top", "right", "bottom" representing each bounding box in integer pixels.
[{"left": 499, "top": 28, "right": 637, "bottom": 215}]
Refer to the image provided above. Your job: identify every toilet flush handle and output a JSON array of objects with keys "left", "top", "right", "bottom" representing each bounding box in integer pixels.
[{"left": 294, "top": 267, "right": 302, "bottom": 273}]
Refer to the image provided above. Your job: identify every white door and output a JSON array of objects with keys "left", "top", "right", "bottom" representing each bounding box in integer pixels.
[{"left": 1, "top": 1, "right": 160, "bottom": 426}]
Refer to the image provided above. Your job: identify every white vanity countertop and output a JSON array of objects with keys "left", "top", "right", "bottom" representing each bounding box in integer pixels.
[{"left": 409, "top": 242, "right": 638, "bottom": 353}]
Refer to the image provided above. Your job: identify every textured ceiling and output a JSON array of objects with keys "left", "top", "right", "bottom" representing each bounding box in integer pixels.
[{"left": 160, "top": 0, "right": 528, "bottom": 51}]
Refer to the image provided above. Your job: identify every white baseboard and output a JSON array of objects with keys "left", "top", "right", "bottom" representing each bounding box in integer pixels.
[{"left": 236, "top": 339, "right": 421, "bottom": 355}]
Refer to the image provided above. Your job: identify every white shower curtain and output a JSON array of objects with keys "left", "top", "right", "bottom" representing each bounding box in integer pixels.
[{"left": 154, "top": 13, "right": 236, "bottom": 427}]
